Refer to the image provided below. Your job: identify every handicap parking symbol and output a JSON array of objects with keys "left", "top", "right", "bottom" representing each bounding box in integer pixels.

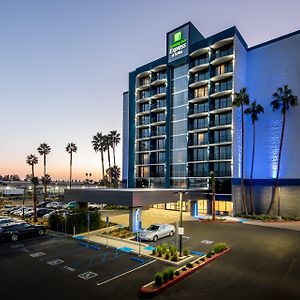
[
  {"left": 201, "top": 240, "right": 214, "bottom": 244},
  {"left": 30, "top": 252, "right": 45, "bottom": 258},
  {"left": 78, "top": 271, "right": 98, "bottom": 280},
  {"left": 47, "top": 259, "right": 64, "bottom": 266}
]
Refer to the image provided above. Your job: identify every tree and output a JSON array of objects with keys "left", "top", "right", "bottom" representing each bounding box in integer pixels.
[
  {"left": 110, "top": 130, "right": 121, "bottom": 166},
  {"left": 106, "top": 165, "right": 121, "bottom": 188},
  {"left": 66, "top": 143, "right": 78, "bottom": 189},
  {"left": 92, "top": 132, "right": 106, "bottom": 182},
  {"left": 26, "top": 154, "right": 38, "bottom": 222},
  {"left": 41, "top": 174, "right": 51, "bottom": 197},
  {"left": 37, "top": 143, "right": 51, "bottom": 200},
  {"left": 268, "top": 85, "right": 298, "bottom": 215},
  {"left": 209, "top": 171, "right": 216, "bottom": 221},
  {"left": 244, "top": 100, "right": 264, "bottom": 214},
  {"left": 233, "top": 87, "right": 250, "bottom": 215}
]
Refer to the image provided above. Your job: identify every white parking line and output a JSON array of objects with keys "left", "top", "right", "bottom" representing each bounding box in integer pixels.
[{"left": 96, "top": 259, "right": 156, "bottom": 286}]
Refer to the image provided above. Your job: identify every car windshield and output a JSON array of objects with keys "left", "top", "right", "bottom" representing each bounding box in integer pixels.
[{"left": 147, "top": 225, "right": 159, "bottom": 231}]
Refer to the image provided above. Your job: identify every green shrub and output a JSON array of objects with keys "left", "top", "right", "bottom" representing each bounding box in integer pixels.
[
  {"left": 182, "top": 267, "right": 187, "bottom": 271},
  {"left": 154, "top": 272, "right": 163, "bottom": 286},
  {"left": 163, "top": 270, "right": 169, "bottom": 283},
  {"left": 213, "top": 242, "right": 227, "bottom": 254},
  {"left": 183, "top": 248, "right": 189, "bottom": 256},
  {"left": 157, "top": 246, "right": 163, "bottom": 257},
  {"left": 165, "top": 249, "right": 171, "bottom": 260},
  {"left": 200, "top": 257, "right": 205, "bottom": 262},
  {"left": 170, "top": 245, "right": 177, "bottom": 256},
  {"left": 174, "top": 270, "right": 180, "bottom": 276},
  {"left": 152, "top": 248, "right": 157, "bottom": 255},
  {"left": 161, "top": 243, "right": 168, "bottom": 254},
  {"left": 168, "top": 267, "right": 175, "bottom": 279},
  {"left": 171, "top": 252, "right": 178, "bottom": 262},
  {"left": 206, "top": 252, "right": 211, "bottom": 258}
]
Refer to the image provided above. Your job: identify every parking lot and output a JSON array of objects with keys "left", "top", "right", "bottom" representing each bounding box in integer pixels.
[{"left": 1, "top": 220, "right": 300, "bottom": 300}]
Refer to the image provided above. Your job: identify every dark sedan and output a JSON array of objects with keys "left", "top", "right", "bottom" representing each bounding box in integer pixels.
[{"left": 0, "top": 222, "right": 46, "bottom": 242}]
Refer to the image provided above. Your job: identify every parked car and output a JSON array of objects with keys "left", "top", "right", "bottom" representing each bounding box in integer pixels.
[
  {"left": 46, "top": 202, "right": 65, "bottom": 209},
  {"left": 0, "top": 218, "right": 15, "bottom": 227},
  {"left": 24, "top": 208, "right": 54, "bottom": 218},
  {"left": 42, "top": 209, "right": 68, "bottom": 219},
  {"left": 67, "top": 201, "right": 78, "bottom": 209},
  {"left": 0, "top": 222, "right": 46, "bottom": 242},
  {"left": 140, "top": 224, "right": 175, "bottom": 242}
]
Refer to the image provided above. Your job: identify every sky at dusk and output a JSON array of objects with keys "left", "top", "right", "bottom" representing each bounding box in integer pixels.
[{"left": 0, "top": 0, "right": 300, "bottom": 181}]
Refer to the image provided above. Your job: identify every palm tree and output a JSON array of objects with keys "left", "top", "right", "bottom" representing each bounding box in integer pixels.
[
  {"left": 104, "top": 134, "right": 112, "bottom": 169},
  {"left": 233, "top": 87, "right": 250, "bottom": 215},
  {"left": 66, "top": 143, "right": 78, "bottom": 189},
  {"left": 210, "top": 171, "right": 216, "bottom": 221},
  {"left": 244, "top": 100, "right": 264, "bottom": 214},
  {"left": 92, "top": 132, "right": 106, "bottom": 182},
  {"left": 37, "top": 143, "right": 51, "bottom": 200},
  {"left": 110, "top": 130, "right": 121, "bottom": 166},
  {"left": 106, "top": 165, "right": 121, "bottom": 188},
  {"left": 268, "top": 85, "right": 298, "bottom": 215},
  {"left": 26, "top": 154, "right": 38, "bottom": 222},
  {"left": 41, "top": 174, "right": 51, "bottom": 191}
]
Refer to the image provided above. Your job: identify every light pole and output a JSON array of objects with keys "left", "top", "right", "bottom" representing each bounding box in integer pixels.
[{"left": 175, "top": 191, "right": 187, "bottom": 257}]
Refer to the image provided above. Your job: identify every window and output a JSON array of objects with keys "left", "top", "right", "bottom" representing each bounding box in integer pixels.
[
  {"left": 171, "top": 135, "right": 187, "bottom": 149},
  {"left": 193, "top": 102, "right": 208, "bottom": 114},
  {"left": 137, "top": 166, "right": 149, "bottom": 177},
  {"left": 212, "top": 112, "right": 232, "bottom": 126},
  {"left": 172, "top": 64, "right": 189, "bottom": 79},
  {"left": 137, "top": 153, "right": 149, "bottom": 164},
  {"left": 172, "top": 91, "right": 188, "bottom": 107},
  {"left": 192, "top": 148, "right": 208, "bottom": 161},
  {"left": 137, "top": 140, "right": 150, "bottom": 151},
  {"left": 193, "top": 117, "right": 208, "bottom": 129},
  {"left": 213, "top": 96, "right": 231, "bottom": 110},
  {"left": 171, "top": 149, "right": 187, "bottom": 163},
  {"left": 137, "top": 128, "right": 149, "bottom": 139},
  {"left": 213, "top": 162, "right": 231, "bottom": 177},
  {"left": 190, "top": 163, "right": 208, "bottom": 177},
  {"left": 194, "top": 85, "right": 208, "bottom": 98},
  {"left": 170, "top": 164, "right": 187, "bottom": 177},
  {"left": 151, "top": 165, "right": 164, "bottom": 177},
  {"left": 190, "top": 132, "right": 209, "bottom": 146},
  {"left": 171, "top": 120, "right": 187, "bottom": 135},
  {"left": 171, "top": 76, "right": 188, "bottom": 93},
  {"left": 172, "top": 106, "right": 187, "bottom": 121}
]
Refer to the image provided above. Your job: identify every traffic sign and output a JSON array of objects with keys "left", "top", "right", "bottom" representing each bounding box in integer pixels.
[{"left": 106, "top": 216, "right": 109, "bottom": 224}]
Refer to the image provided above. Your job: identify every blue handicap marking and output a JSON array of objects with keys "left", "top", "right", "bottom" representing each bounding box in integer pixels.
[
  {"left": 240, "top": 219, "right": 246, "bottom": 223},
  {"left": 79, "top": 242, "right": 89, "bottom": 248},
  {"left": 74, "top": 236, "right": 85, "bottom": 240},
  {"left": 144, "top": 246, "right": 155, "bottom": 251},
  {"left": 89, "top": 244, "right": 100, "bottom": 251},
  {"left": 130, "top": 257, "right": 144, "bottom": 264},
  {"left": 191, "top": 251, "right": 205, "bottom": 256},
  {"left": 118, "top": 246, "right": 133, "bottom": 253}
]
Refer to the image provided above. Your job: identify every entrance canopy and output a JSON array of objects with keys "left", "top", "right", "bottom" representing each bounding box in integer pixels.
[{"left": 64, "top": 188, "right": 207, "bottom": 207}]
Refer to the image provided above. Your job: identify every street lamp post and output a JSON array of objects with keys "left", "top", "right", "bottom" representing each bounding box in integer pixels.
[{"left": 175, "top": 190, "right": 187, "bottom": 257}]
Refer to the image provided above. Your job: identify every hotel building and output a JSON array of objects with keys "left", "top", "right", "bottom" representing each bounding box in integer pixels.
[{"left": 122, "top": 22, "right": 300, "bottom": 217}]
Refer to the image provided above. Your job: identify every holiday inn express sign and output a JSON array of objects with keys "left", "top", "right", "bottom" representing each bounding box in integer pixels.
[{"left": 167, "top": 24, "right": 189, "bottom": 62}]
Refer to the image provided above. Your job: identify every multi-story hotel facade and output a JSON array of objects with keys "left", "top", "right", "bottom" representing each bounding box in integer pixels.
[{"left": 122, "top": 22, "right": 300, "bottom": 217}]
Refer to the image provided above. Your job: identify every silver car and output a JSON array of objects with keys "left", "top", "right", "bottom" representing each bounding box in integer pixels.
[{"left": 140, "top": 224, "right": 175, "bottom": 242}]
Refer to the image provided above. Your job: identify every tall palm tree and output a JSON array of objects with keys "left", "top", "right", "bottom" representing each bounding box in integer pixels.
[
  {"left": 37, "top": 143, "right": 51, "bottom": 200},
  {"left": 110, "top": 130, "right": 121, "bottom": 166},
  {"left": 106, "top": 165, "right": 121, "bottom": 188},
  {"left": 66, "top": 143, "right": 78, "bottom": 189},
  {"left": 26, "top": 154, "right": 38, "bottom": 222},
  {"left": 92, "top": 132, "right": 106, "bottom": 182},
  {"left": 268, "top": 85, "right": 298, "bottom": 215},
  {"left": 244, "top": 100, "right": 264, "bottom": 214},
  {"left": 104, "top": 134, "right": 112, "bottom": 169},
  {"left": 233, "top": 87, "right": 250, "bottom": 215}
]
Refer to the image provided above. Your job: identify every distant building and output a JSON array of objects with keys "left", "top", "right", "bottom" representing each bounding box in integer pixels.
[{"left": 122, "top": 22, "right": 300, "bottom": 217}]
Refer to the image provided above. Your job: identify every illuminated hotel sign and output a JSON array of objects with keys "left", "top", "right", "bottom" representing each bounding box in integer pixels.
[{"left": 167, "top": 24, "right": 189, "bottom": 62}]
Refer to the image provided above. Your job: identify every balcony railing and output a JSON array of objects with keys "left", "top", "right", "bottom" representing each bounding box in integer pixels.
[
  {"left": 137, "top": 104, "right": 150, "bottom": 113},
  {"left": 212, "top": 47, "right": 233, "bottom": 60},
  {"left": 214, "top": 170, "right": 231, "bottom": 177},
  {"left": 151, "top": 73, "right": 167, "bottom": 82},
  {"left": 210, "top": 118, "right": 231, "bottom": 127},
  {"left": 188, "top": 170, "right": 208, "bottom": 177},
  {"left": 189, "top": 120, "right": 208, "bottom": 130},
  {"left": 151, "top": 129, "right": 166, "bottom": 136},
  {"left": 189, "top": 105, "right": 209, "bottom": 115},
  {"left": 151, "top": 101, "right": 166, "bottom": 110},
  {"left": 189, "top": 139, "right": 209, "bottom": 146},
  {"left": 211, "top": 82, "right": 232, "bottom": 94},
  {"left": 151, "top": 115, "right": 166, "bottom": 123},
  {"left": 209, "top": 154, "right": 232, "bottom": 160},
  {"left": 136, "top": 131, "right": 150, "bottom": 139},
  {"left": 150, "top": 159, "right": 165, "bottom": 164},
  {"left": 152, "top": 86, "right": 166, "bottom": 96},
  {"left": 209, "top": 136, "right": 232, "bottom": 144},
  {"left": 189, "top": 72, "right": 209, "bottom": 84},
  {"left": 190, "top": 57, "right": 209, "bottom": 68},
  {"left": 212, "top": 64, "right": 233, "bottom": 77},
  {"left": 137, "top": 91, "right": 151, "bottom": 100}
]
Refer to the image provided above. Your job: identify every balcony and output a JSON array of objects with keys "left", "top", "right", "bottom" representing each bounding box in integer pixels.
[
  {"left": 151, "top": 129, "right": 166, "bottom": 138},
  {"left": 136, "top": 159, "right": 150, "bottom": 165},
  {"left": 210, "top": 82, "right": 232, "bottom": 98},
  {"left": 209, "top": 154, "right": 232, "bottom": 161},
  {"left": 188, "top": 106, "right": 209, "bottom": 118},
  {"left": 214, "top": 170, "right": 231, "bottom": 177},
  {"left": 151, "top": 73, "right": 167, "bottom": 86},
  {"left": 188, "top": 120, "right": 208, "bottom": 131},
  {"left": 210, "top": 119, "right": 232, "bottom": 129},
  {"left": 188, "top": 91, "right": 209, "bottom": 103},
  {"left": 136, "top": 131, "right": 150, "bottom": 139},
  {"left": 211, "top": 46, "right": 234, "bottom": 66},
  {"left": 189, "top": 72, "right": 209, "bottom": 88},
  {"left": 150, "top": 158, "right": 165, "bottom": 164},
  {"left": 136, "top": 118, "right": 150, "bottom": 128},
  {"left": 189, "top": 56, "right": 209, "bottom": 73},
  {"left": 152, "top": 87, "right": 167, "bottom": 99},
  {"left": 188, "top": 138, "right": 209, "bottom": 147},
  {"left": 136, "top": 104, "right": 150, "bottom": 115},
  {"left": 151, "top": 115, "right": 166, "bottom": 125},
  {"left": 136, "top": 91, "right": 151, "bottom": 103},
  {"left": 150, "top": 101, "right": 166, "bottom": 112},
  {"left": 210, "top": 64, "right": 233, "bottom": 82},
  {"left": 209, "top": 136, "right": 232, "bottom": 145}
]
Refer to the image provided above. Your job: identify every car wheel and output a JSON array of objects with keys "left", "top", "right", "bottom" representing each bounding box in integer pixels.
[
  {"left": 153, "top": 235, "right": 158, "bottom": 242},
  {"left": 11, "top": 234, "right": 18, "bottom": 242},
  {"left": 38, "top": 229, "right": 45, "bottom": 236},
  {"left": 169, "top": 230, "right": 174, "bottom": 237}
]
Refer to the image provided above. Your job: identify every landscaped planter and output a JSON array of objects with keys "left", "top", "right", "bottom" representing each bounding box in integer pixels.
[{"left": 140, "top": 247, "right": 231, "bottom": 297}]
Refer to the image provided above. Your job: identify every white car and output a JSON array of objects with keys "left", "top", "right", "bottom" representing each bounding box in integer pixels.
[
  {"left": 46, "top": 202, "right": 65, "bottom": 209},
  {"left": 140, "top": 224, "right": 175, "bottom": 242}
]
